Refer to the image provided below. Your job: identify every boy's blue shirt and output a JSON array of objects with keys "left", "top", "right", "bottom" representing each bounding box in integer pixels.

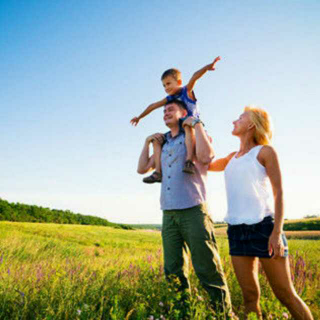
[{"left": 166, "top": 86, "right": 200, "bottom": 118}]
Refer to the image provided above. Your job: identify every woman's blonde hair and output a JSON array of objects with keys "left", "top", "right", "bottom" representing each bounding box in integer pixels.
[{"left": 244, "top": 106, "right": 273, "bottom": 145}]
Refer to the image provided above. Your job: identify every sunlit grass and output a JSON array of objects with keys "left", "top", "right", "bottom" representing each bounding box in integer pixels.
[{"left": 0, "top": 222, "right": 319, "bottom": 319}]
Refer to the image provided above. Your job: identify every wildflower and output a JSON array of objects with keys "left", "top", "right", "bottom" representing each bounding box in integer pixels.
[
  {"left": 148, "top": 316, "right": 154, "bottom": 320},
  {"left": 19, "top": 290, "right": 25, "bottom": 297},
  {"left": 77, "top": 309, "right": 81, "bottom": 315},
  {"left": 282, "top": 313, "right": 289, "bottom": 319},
  {"left": 159, "top": 301, "right": 164, "bottom": 307},
  {"left": 197, "top": 295, "right": 204, "bottom": 301},
  {"left": 14, "top": 290, "right": 25, "bottom": 307},
  {"left": 160, "top": 316, "right": 166, "bottom": 320}
]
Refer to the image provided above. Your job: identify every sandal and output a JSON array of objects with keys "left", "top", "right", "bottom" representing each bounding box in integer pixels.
[
  {"left": 182, "top": 160, "right": 195, "bottom": 174},
  {"left": 143, "top": 171, "right": 162, "bottom": 184}
]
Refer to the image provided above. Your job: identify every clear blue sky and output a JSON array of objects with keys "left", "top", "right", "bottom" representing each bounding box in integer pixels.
[{"left": 1, "top": 1, "right": 319, "bottom": 224}]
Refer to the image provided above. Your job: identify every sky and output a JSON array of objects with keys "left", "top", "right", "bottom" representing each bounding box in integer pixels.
[{"left": 1, "top": 1, "right": 320, "bottom": 224}]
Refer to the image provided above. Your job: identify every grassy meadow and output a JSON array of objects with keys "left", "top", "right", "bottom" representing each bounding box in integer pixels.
[{"left": 0, "top": 221, "right": 319, "bottom": 320}]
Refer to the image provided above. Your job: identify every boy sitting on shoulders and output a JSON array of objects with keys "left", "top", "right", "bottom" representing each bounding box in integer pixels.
[{"left": 131, "top": 56, "right": 221, "bottom": 183}]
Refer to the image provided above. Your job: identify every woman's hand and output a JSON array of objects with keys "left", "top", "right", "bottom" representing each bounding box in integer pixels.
[{"left": 268, "top": 231, "right": 285, "bottom": 258}]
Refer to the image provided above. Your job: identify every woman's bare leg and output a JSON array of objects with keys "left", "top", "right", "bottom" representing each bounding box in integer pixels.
[
  {"left": 260, "top": 257, "right": 313, "bottom": 320},
  {"left": 231, "top": 256, "right": 262, "bottom": 319}
]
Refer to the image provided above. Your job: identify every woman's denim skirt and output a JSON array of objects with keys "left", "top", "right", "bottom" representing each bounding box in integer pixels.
[{"left": 227, "top": 216, "right": 289, "bottom": 258}]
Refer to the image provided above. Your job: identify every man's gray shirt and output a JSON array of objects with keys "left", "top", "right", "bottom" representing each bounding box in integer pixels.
[{"left": 160, "top": 131, "right": 209, "bottom": 210}]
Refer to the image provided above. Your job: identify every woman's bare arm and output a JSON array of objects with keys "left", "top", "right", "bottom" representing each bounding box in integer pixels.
[{"left": 208, "top": 152, "right": 236, "bottom": 172}]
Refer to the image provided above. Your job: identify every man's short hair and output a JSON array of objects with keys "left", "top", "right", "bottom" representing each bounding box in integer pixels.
[
  {"left": 161, "top": 68, "right": 182, "bottom": 81},
  {"left": 165, "top": 99, "right": 187, "bottom": 112}
]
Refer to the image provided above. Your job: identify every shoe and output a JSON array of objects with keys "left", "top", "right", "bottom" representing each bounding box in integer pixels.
[
  {"left": 182, "top": 160, "right": 195, "bottom": 174},
  {"left": 143, "top": 171, "right": 162, "bottom": 184}
]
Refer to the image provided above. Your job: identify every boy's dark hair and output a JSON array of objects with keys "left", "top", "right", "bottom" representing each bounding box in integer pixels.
[
  {"left": 161, "top": 68, "right": 182, "bottom": 81},
  {"left": 165, "top": 99, "right": 187, "bottom": 112}
]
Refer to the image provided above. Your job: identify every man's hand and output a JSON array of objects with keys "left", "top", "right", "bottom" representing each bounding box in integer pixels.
[
  {"left": 182, "top": 116, "right": 196, "bottom": 128},
  {"left": 130, "top": 117, "right": 140, "bottom": 126},
  {"left": 268, "top": 231, "right": 285, "bottom": 259},
  {"left": 146, "top": 133, "right": 165, "bottom": 145},
  {"left": 207, "top": 56, "right": 221, "bottom": 71}
]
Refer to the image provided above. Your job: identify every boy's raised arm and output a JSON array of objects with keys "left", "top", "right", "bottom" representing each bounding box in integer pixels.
[
  {"left": 130, "top": 97, "right": 167, "bottom": 126},
  {"left": 186, "top": 56, "right": 221, "bottom": 93}
]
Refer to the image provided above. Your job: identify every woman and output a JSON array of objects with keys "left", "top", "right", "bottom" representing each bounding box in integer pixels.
[{"left": 209, "top": 106, "right": 313, "bottom": 319}]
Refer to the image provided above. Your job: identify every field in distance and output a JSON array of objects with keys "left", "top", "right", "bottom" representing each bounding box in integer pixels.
[
  {"left": 131, "top": 218, "right": 320, "bottom": 239},
  {"left": 0, "top": 221, "right": 319, "bottom": 319}
]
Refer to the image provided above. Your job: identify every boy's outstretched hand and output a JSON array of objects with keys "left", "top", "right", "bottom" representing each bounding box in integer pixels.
[
  {"left": 208, "top": 56, "right": 221, "bottom": 71},
  {"left": 130, "top": 117, "right": 140, "bottom": 126}
]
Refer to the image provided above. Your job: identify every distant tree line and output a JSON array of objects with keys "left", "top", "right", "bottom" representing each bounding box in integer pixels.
[
  {"left": 304, "top": 214, "right": 320, "bottom": 219},
  {"left": 0, "top": 198, "right": 132, "bottom": 229},
  {"left": 128, "top": 224, "right": 162, "bottom": 231}
]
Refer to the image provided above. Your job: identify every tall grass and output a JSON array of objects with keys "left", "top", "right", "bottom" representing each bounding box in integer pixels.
[{"left": 0, "top": 222, "right": 319, "bottom": 319}]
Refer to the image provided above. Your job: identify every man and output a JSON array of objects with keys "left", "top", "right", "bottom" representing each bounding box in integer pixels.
[{"left": 137, "top": 99, "right": 232, "bottom": 318}]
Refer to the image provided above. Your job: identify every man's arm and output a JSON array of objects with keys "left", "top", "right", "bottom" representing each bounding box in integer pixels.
[
  {"left": 186, "top": 56, "right": 221, "bottom": 95},
  {"left": 195, "top": 123, "right": 214, "bottom": 164},
  {"left": 131, "top": 98, "right": 167, "bottom": 126},
  {"left": 137, "top": 133, "right": 164, "bottom": 174},
  {"left": 183, "top": 117, "right": 214, "bottom": 165}
]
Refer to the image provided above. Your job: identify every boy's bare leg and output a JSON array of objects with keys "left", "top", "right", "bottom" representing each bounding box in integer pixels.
[
  {"left": 184, "top": 126, "right": 195, "bottom": 161},
  {"left": 182, "top": 126, "right": 196, "bottom": 174},
  {"left": 153, "top": 139, "right": 162, "bottom": 173},
  {"left": 143, "top": 139, "right": 162, "bottom": 184}
]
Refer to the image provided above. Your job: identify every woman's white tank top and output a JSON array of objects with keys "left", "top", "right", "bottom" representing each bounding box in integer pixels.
[{"left": 224, "top": 145, "right": 273, "bottom": 225}]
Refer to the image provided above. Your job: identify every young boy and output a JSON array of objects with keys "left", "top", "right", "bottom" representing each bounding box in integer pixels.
[{"left": 131, "top": 56, "right": 221, "bottom": 183}]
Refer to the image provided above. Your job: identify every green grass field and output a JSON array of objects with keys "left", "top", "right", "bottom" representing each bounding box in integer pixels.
[
  {"left": 0, "top": 221, "right": 319, "bottom": 319},
  {"left": 283, "top": 217, "right": 320, "bottom": 231}
]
